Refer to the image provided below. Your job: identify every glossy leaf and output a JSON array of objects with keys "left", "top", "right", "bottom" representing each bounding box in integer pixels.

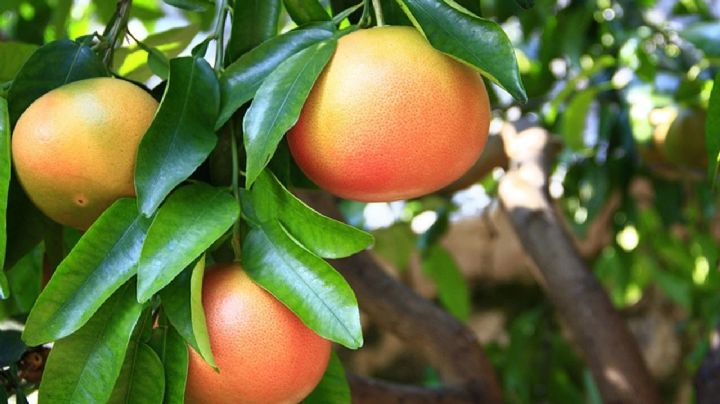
[
  {"left": 7, "top": 39, "right": 108, "bottom": 124},
  {"left": 283, "top": 0, "right": 331, "bottom": 24},
  {"left": 23, "top": 199, "right": 150, "bottom": 346},
  {"left": 159, "top": 256, "right": 215, "bottom": 367},
  {"left": 707, "top": 72, "right": 720, "bottom": 187},
  {"left": 0, "top": 98, "right": 9, "bottom": 277},
  {"left": 109, "top": 344, "right": 165, "bottom": 404},
  {"left": 135, "top": 56, "right": 220, "bottom": 216},
  {"left": 243, "top": 220, "right": 362, "bottom": 349},
  {"left": 4, "top": 181, "right": 45, "bottom": 271},
  {"left": 0, "top": 271, "right": 7, "bottom": 300},
  {"left": 226, "top": 0, "right": 281, "bottom": 63},
  {"left": 243, "top": 39, "right": 337, "bottom": 187},
  {"left": 39, "top": 282, "right": 144, "bottom": 404},
  {"left": 137, "top": 183, "right": 239, "bottom": 302},
  {"left": 0, "top": 42, "right": 37, "bottom": 82},
  {"left": 396, "top": 0, "right": 527, "bottom": 102},
  {"left": 421, "top": 244, "right": 470, "bottom": 322},
  {"left": 217, "top": 25, "right": 334, "bottom": 128},
  {"left": 243, "top": 170, "right": 373, "bottom": 258},
  {"left": 304, "top": 351, "right": 351, "bottom": 404},
  {"left": 163, "top": 0, "right": 212, "bottom": 11},
  {"left": 148, "top": 316, "right": 189, "bottom": 404},
  {"left": 0, "top": 330, "right": 25, "bottom": 366}
]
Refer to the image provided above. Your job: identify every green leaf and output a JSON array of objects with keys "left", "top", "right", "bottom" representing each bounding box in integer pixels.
[
  {"left": 0, "top": 42, "right": 37, "bottom": 82},
  {"left": 217, "top": 25, "right": 334, "bottom": 128},
  {"left": 243, "top": 171, "right": 372, "bottom": 258},
  {"left": 0, "top": 98, "right": 9, "bottom": 276},
  {"left": 226, "top": 0, "right": 281, "bottom": 63},
  {"left": 109, "top": 343, "right": 165, "bottom": 404},
  {"left": 7, "top": 39, "right": 109, "bottom": 124},
  {"left": 115, "top": 25, "right": 200, "bottom": 83},
  {"left": 163, "top": 0, "right": 213, "bottom": 11},
  {"left": 0, "top": 330, "right": 25, "bottom": 366},
  {"left": 283, "top": 0, "right": 331, "bottom": 24},
  {"left": 372, "top": 224, "right": 416, "bottom": 270},
  {"left": 137, "top": 183, "right": 239, "bottom": 302},
  {"left": 135, "top": 56, "right": 220, "bottom": 216},
  {"left": 159, "top": 256, "right": 215, "bottom": 368},
  {"left": 4, "top": 181, "right": 45, "bottom": 271},
  {"left": 561, "top": 88, "right": 598, "bottom": 152},
  {"left": 39, "top": 282, "right": 144, "bottom": 404},
  {"left": 148, "top": 316, "right": 189, "bottom": 404},
  {"left": 243, "top": 220, "right": 362, "bottom": 349},
  {"left": 707, "top": 72, "right": 720, "bottom": 187},
  {"left": 22, "top": 199, "right": 151, "bottom": 346},
  {"left": 0, "top": 271, "right": 7, "bottom": 300},
  {"left": 243, "top": 39, "right": 337, "bottom": 187},
  {"left": 681, "top": 22, "right": 720, "bottom": 57},
  {"left": 421, "top": 244, "right": 470, "bottom": 322},
  {"left": 396, "top": 0, "right": 527, "bottom": 102},
  {"left": 134, "top": 42, "right": 170, "bottom": 80},
  {"left": 304, "top": 351, "right": 351, "bottom": 404}
]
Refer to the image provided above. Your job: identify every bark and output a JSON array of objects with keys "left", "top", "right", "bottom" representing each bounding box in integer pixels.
[
  {"left": 695, "top": 326, "right": 720, "bottom": 404},
  {"left": 348, "top": 374, "right": 475, "bottom": 404},
  {"left": 300, "top": 191, "right": 503, "bottom": 404},
  {"left": 497, "top": 127, "right": 661, "bottom": 404}
]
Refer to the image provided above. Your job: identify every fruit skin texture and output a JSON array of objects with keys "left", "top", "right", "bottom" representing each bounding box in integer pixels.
[
  {"left": 11, "top": 77, "right": 158, "bottom": 229},
  {"left": 185, "top": 263, "right": 331, "bottom": 404},
  {"left": 287, "top": 26, "right": 491, "bottom": 202}
]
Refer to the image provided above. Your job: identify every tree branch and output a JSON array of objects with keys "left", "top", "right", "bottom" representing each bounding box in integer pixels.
[
  {"left": 497, "top": 127, "right": 661, "bottom": 404},
  {"left": 348, "top": 374, "right": 475, "bottom": 403},
  {"left": 299, "top": 191, "right": 503, "bottom": 404}
]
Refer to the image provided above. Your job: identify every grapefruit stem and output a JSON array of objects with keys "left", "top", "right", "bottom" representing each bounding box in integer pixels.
[
  {"left": 212, "top": 0, "right": 230, "bottom": 70},
  {"left": 372, "top": 0, "right": 385, "bottom": 26}
]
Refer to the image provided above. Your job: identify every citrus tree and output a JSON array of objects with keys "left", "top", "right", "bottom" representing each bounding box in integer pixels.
[{"left": 1, "top": 0, "right": 719, "bottom": 403}]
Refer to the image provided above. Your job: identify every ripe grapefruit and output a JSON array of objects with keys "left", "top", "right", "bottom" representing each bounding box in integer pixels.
[
  {"left": 11, "top": 77, "right": 158, "bottom": 229},
  {"left": 185, "top": 263, "right": 331, "bottom": 404},
  {"left": 287, "top": 26, "right": 491, "bottom": 202}
]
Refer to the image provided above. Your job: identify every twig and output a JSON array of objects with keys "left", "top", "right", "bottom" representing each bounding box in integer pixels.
[
  {"left": 497, "top": 127, "right": 661, "bottom": 403},
  {"left": 348, "top": 374, "right": 476, "bottom": 403}
]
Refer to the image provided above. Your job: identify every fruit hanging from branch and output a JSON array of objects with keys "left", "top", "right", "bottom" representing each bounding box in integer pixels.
[{"left": 288, "top": 26, "right": 491, "bottom": 202}]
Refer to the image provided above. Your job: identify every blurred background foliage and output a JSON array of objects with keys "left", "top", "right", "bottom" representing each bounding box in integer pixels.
[{"left": 2, "top": 0, "right": 720, "bottom": 403}]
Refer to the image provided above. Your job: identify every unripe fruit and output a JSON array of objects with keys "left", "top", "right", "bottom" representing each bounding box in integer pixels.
[
  {"left": 185, "top": 263, "right": 331, "bottom": 404},
  {"left": 288, "top": 26, "right": 491, "bottom": 202},
  {"left": 11, "top": 77, "right": 158, "bottom": 229},
  {"left": 656, "top": 107, "right": 707, "bottom": 170}
]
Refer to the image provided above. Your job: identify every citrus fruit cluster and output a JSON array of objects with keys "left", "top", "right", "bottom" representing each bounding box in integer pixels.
[{"left": 11, "top": 25, "right": 491, "bottom": 404}]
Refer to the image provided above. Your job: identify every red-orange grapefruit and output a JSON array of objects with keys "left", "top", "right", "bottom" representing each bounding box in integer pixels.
[
  {"left": 288, "top": 26, "right": 491, "bottom": 202},
  {"left": 185, "top": 263, "right": 331, "bottom": 404}
]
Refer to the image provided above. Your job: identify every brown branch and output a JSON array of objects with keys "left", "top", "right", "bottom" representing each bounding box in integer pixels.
[
  {"left": 695, "top": 325, "right": 720, "bottom": 404},
  {"left": 299, "top": 191, "right": 503, "bottom": 404},
  {"left": 497, "top": 127, "right": 661, "bottom": 404},
  {"left": 348, "top": 374, "right": 475, "bottom": 404}
]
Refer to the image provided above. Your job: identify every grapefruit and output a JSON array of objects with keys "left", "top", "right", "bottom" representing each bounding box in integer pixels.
[
  {"left": 185, "top": 263, "right": 331, "bottom": 404},
  {"left": 287, "top": 26, "right": 491, "bottom": 202},
  {"left": 11, "top": 77, "right": 158, "bottom": 229}
]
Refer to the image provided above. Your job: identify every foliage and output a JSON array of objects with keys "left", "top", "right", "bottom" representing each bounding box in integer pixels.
[{"left": 0, "top": 0, "right": 718, "bottom": 403}]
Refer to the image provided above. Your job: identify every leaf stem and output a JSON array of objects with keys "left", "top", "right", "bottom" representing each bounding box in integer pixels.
[
  {"left": 359, "top": 0, "right": 372, "bottom": 28},
  {"left": 372, "top": 0, "right": 385, "bottom": 26},
  {"left": 213, "top": 0, "right": 230, "bottom": 71},
  {"left": 102, "top": 0, "right": 133, "bottom": 68},
  {"left": 229, "top": 122, "right": 242, "bottom": 260}
]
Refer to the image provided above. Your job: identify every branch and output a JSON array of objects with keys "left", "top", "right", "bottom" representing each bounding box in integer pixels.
[
  {"left": 299, "top": 192, "right": 503, "bottom": 404},
  {"left": 497, "top": 127, "right": 661, "bottom": 404},
  {"left": 695, "top": 325, "right": 720, "bottom": 404},
  {"left": 348, "top": 374, "right": 475, "bottom": 404}
]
